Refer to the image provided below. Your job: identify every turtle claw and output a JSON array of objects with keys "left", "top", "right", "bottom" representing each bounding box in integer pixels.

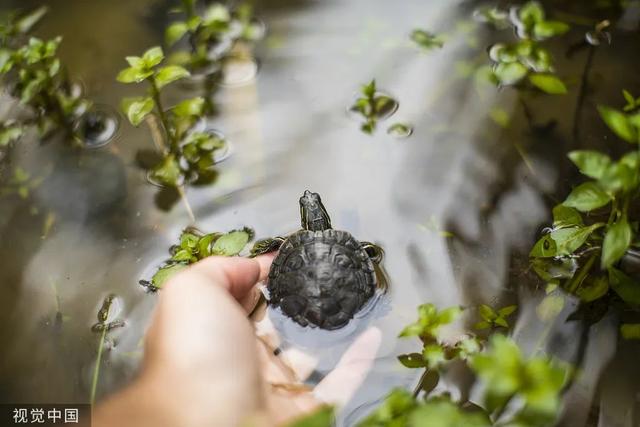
[{"left": 249, "top": 237, "right": 285, "bottom": 257}]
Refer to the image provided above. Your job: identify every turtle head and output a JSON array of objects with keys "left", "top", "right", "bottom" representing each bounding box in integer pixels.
[{"left": 299, "top": 190, "right": 332, "bottom": 231}]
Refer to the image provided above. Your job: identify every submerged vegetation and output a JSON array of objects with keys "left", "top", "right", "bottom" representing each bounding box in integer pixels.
[{"left": 0, "top": 6, "right": 115, "bottom": 150}]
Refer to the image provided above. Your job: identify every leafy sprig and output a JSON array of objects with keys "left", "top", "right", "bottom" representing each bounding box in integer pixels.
[
  {"left": 358, "top": 303, "right": 568, "bottom": 427},
  {"left": 481, "top": 1, "right": 569, "bottom": 94},
  {"left": 0, "top": 8, "right": 99, "bottom": 147},
  {"left": 530, "top": 92, "right": 640, "bottom": 319},
  {"left": 140, "top": 226, "right": 254, "bottom": 291},
  {"left": 350, "top": 80, "right": 398, "bottom": 134},
  {"left": 118, "top": 46, "right": 227, "bottom": 188}
]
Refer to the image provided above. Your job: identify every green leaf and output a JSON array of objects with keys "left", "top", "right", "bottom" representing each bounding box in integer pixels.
[
  {"left": 563, "top": 182, "right": 611, "bottom": 212},
  {"left": 408, "top": 399, "right": 491, "bottom": 427},
  {"left": 152, "top": 263, "right": 187, "bottom": 288},
  {"left": 552, "top": 205, "right": 583, "bottom": 229},
  {"left": 478, "top": 304, "right": 496, "bottom": 321},
  {"left": 498, "top": 305, "right": 517, "bottom": 316},
  {"left": 620, "top": 324, "right": 640, "bottom": 340},
  {"left": 15, "top": 6, "right": 49, "bottom": 33},
  {"left": 533, "top": 21, "right": 569, "bottom": 39},
  {"left": 211, "top": 230, "right": 251, "bottom": 256},
  {"left": 574, "top": 274, "right": 609, "bottom": 302},
  {"left": 568, "top": 150, "right": 611, "bottom": 180},
  {"left": 471, "top": 334, "right": 522, "bottom": 398},
  {"left": 423, "top": 344, "right": 446, "bottom": 368},
  {"left": 601, "top": 216, "right": 632, "bottom": 269},
  {"left": 173, "top": 97, "right": 205, "bottom": 117},
  {"left": 362, "top": 80, "right": 376, "bottom": 98},
  {"left": 150, "top": 155, "right": 182, "bottom": 187},
  {"left": 550, "top": 223, "right": 603, "bottom": 255},
  {"left": 357, "top": 389, "right": 416, "bottom": 426},
  {"left": 598, "top": 162, "right": 636, "bottom": 194},
  {"left": 519, "top": 2, "right": 545, "bottom": 27},
  {"left": 0, "top": 49, "right": 13, "bottom": 73},
  {"left": 410, "top": 29, "right": 444, "bottom": 50},
  {"left": 609, "top": 267, "right": 640, "bottom": 306},
  {"left": 530, "top": 234, "right": 557, "bottom": 258},
  {"left": 397, "top": 353, "right": 427, "bottom": 368},
  {"left": 122, "top": 97, "right": 155, "bottom": 126},
  {"left": 117, "top": 66, "right": 152, "bottom": 83},
  {"left": 598, "top": 105, "right": 637, "bottom": 143},
  {"left": 0, "top": 124, "right": 24, "bottom": 146},
  {"left": 142, "top": 46, "right": 164, "bottom": 68},
  {"left": 155, "top": 65, "right": 190, "bottom": 89},
  {"left": 166, "top": 21, "right": 189, "bottom": 46},
  {"left": 287, "top": 406, "right": 334, "bottom": 427},
  {"left": 529, "top": 73, "right": 567, "bottom": 94},
  {"left": 474, "top": 320, "right": 491, "bottom": 330},
  {"left": 493, "top": 62, "right": 528, "bottom": 85}
]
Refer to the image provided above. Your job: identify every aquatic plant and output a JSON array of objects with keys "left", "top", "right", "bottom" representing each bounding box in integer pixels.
[
  {"left": 90, "top": 294, "right": 125, "bottom": 405},
  {"left": 474, "top": 304, "right": 517, "bottom": 331},
  {"left": 0, "top": 166, "right": 43, "bottom": 199},
  {"left": 139, "top": 226, "right": 254, "bottom": 291},
  {"left": 358, "top": 304, "right": 568, "bottom": 427},
  {"left": 164, "top": 0, "right": 264, "bottom": 113},
  {"left": 530, "top": 93, "right": 640, "bottom": 324},
  {"left": 117, "top": 46, "right": 227, "bottom": 189},
  {"left": 410, "top": 29, "right": 443, "bottom": 51},
  {"left": 479, "top": 2, "right": 569, "bottom": 94},
  {"left": 349, "top": 80, "right": 398, "bottom": 134},
  {"left": 0, "top": 7, "right": 112, "bottom": 149}
]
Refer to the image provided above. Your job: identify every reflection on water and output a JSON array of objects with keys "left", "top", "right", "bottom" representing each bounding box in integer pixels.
[{"left": 0, "top": 0, "right": 639, "bottom": 425}]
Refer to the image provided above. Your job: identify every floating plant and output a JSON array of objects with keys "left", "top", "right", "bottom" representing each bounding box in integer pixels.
[
  {"left": 356, "top": 303, "right": 569, "bottom": 427},
  {"left": 118, "top": 46, "right": 228, "bottom": 211},
  {"left": 530, "top": 93, "right": 640, "bottom": 329},
  {"left": 165, "top": 1, "right": 264, "bottom": 112},
  {"left": 139, "top": 226, "right": 254, "bottom": 291},
  {"left": 479, "top": 1, "right": 569, "bottom": 94},
  {"left": 387, "top": 122, "right": 413, "bottom": 139},
  {"left": 0, "top": 7, "right": 118, "bottom": 150},
  {"left": 410, "top": 29, "right": 443, "bottom": 51},
  {"left": 349, "top": 79, "right": 398, "bottom": 134}
]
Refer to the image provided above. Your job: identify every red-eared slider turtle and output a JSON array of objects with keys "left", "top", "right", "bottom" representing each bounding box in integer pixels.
[{"left": 251, "top": 191, "right": 386, "bottom": 330}]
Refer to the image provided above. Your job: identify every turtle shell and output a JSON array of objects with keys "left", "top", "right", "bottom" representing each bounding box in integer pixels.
[{"left": 267, "top": 229, "right": 377, "bottom": 330}]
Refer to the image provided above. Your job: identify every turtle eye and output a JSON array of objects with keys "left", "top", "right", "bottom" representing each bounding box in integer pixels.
[{"left": 334, "top": 254, "right": 354, "bottom": 268}]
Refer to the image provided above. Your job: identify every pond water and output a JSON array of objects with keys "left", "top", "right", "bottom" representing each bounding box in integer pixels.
[{"left": 1, "top": 0, "right": 640, "bottom": 426}]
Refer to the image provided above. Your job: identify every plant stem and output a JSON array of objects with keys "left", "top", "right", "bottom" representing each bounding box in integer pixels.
[
  {"left": 572, "top": 44, "right": 595, "bottom": 150},
  {"left": 149, "top": 76, "right": 176, "bottom": 149},
  {"left": 90, "top": 326, "right": 107, "bottom": 405},
  {"left": 177, "top": 184, "right": 196, "bottom": 223}
]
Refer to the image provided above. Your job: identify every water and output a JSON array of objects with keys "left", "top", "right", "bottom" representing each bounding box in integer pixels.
[{"left": 0, "top": 0, "right": 639, "bottom": 425}]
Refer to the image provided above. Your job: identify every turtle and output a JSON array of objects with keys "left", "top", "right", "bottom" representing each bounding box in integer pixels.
[{"left": 250, "top": 190, "right": 386, "bottom": 330}]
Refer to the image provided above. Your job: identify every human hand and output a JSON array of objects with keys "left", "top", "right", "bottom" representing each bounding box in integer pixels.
[{"left": 94, "top": 256, "right": 381, "bottom": 427}]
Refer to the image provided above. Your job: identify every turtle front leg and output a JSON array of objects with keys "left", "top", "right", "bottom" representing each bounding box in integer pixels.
[
  {"left": 360, "top": 241, "right": 384, "bottom": 264},
  {"left": 249, "top": 237, "right": 286, "bottom": 257},
  {"left": 361, "top": 241, "right": 389, "bottom": 292}
]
